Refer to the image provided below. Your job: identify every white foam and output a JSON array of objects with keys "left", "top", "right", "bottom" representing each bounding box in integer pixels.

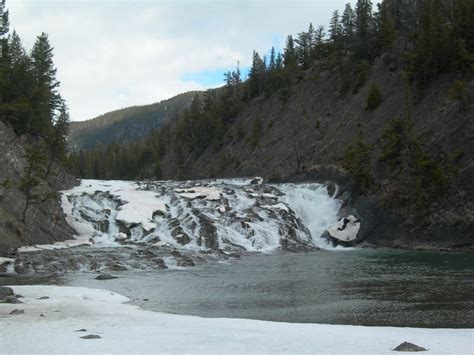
[{"left": 278, "top": 183, "right": 342, "bottom": 249}]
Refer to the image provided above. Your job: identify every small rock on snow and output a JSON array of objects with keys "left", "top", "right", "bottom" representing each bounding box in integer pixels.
[
  {"left": 80, "top": 334, "right": 102, "bottom": 339},
  {"left": 393, "top": 341, "right": 427, "bottom": 352},
  {"left": 95, "top": 274, "right": 118, "bottom": 280},
  {"left": 10, "top": 309, "right": 24, "bottom": 315}
]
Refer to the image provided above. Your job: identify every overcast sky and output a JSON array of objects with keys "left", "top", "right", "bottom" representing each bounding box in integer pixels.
[{"left": 9, "top": 0, "right": 359, "bottom": 121}]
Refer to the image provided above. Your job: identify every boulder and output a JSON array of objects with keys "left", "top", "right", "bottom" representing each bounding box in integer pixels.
[
  {"left": 325, "top": 215, "right": 361, "bottom": 244},
  {"left": 176, "top": 257, "right": 195, "bottom": 267},
  {"left": 0, "top": 286, "right": 14, "bottom": 300},
  {"left": 2, "top": 295, "right": 23, "bottom": 304},
  {"left": 151, "top": 257, "right": 168, "bottom": 269},
  {"left": 250, "top": 177, "right": 263, "bottom": 185}
]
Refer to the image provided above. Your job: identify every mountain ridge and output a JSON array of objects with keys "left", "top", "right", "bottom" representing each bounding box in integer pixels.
[{"left": 69, "top": 91, "right": 199, "bottom": 150}]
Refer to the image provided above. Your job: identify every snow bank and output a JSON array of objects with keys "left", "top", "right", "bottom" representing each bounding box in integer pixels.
[
  {"left": 1, "top": 286, "right": 472, "bottom": 354},
  {"left": 175, "top": 186, "right": 222, "bottom": 200}
]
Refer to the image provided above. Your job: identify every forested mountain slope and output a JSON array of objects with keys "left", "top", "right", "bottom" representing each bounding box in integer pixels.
[
  {"left": 69, "top": 91, "right": 198, "bottom": 150},
  {"left": 69, "top": 0, "right": 474, "bottom": 250}
]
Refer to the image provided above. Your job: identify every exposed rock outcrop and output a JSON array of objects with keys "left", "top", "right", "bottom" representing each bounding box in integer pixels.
[{"left": 0, "top": 121, "right": 77, "bottom": 256}]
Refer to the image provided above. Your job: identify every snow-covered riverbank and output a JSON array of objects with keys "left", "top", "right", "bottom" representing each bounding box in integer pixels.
[{"left": 1, "top": 285, "right": 472, "bottom": 354}]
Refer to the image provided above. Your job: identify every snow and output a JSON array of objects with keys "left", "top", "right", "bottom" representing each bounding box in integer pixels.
[
  {"left": 115, "top": 189, "right": 168, "bottom": 226},
  {"left": 0, "top": 257, "right": 14, "bottom": 264},
  {"left": 17, "top": 238, "right": 92, "bottom": 253},
  {"left": 15, "top": 179, "right": 345, "bottom": 256},
  {"left": 0, "top": 257, "right": 15, "bottom": 274},
  {"left": 175, "top": 186, "right": 222, "bottom": 200},
  {"left": 0, "top": 285, "right": 472, "bottom": 355},
  {"left": 327, "top": 215, "right": 361, "bottom": 242}
]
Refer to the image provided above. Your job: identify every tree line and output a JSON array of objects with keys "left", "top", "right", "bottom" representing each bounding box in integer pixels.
[
  {"left": 0, "top": 0, "right": 69, "bottom": 221},
  {"left": 0, "top": 0, "right": 69, "bottom": 168},
  {"left": 68, "top": 0, "right": 473, "bottom": 181}
]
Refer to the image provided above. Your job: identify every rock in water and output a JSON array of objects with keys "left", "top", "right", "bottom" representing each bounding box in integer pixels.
[
  {"left": 2, "top": 295, "right": 23, "bottom": 304},
  {"left": 80, "top": 334, "right": 101, "bottom": 339},
  {"left": 393, "top": 342, "right": 427, "bottom": 352},
  {"left": 0, "top": 286, "right": 14, "bottom": 300},
  {"left": 95, "top": 274, "right": 118, "bottom": 280},
  {"left": 325, "top": 215, "right": 361, "bottom": 244}
]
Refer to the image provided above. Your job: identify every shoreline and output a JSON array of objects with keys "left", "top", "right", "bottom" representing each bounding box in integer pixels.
[{"left": 1, "top": 285, "right": 473, "bottom": 354}]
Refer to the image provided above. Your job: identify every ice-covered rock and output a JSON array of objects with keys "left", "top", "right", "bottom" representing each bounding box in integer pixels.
[
  {"left": 10, "top": 179, "right": 343, "bottom": 273},
  {"left": 325, "top": 215, "right": 361, "bottom": 244}
]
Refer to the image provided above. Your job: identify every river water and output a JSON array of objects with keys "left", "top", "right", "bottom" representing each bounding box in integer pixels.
[{"left": 3, "top": 248, "right": 473, "bottom": 328}]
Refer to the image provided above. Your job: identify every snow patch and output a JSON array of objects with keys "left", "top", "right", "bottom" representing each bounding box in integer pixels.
[{"left": 0, "top": 285, "right": 471, "bottom": 355}]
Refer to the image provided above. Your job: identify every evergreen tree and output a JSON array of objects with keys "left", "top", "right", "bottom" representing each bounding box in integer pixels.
[
  {"left": 0, "top": 0, "right": 8, "bottom": 36},
  {"left": 30, "top": 32, "right": 61, "bottom": 137},
  {"left": 20, "top": 145, "right": 47, "bottom": 223},
  {"left": 374, "top": 0, "right": 396, "bottom": 52},
  {"left": 341, "top": 3, "right": 356, "bottom": 50},
  {"left": 247, "top": 50, "right": 266, "bottom": 99},
  {"left": 44, "top": 100, "right": 69, "bottom": 178},
  {"left": 3, "top": 31, "right": 35, "bottom": 133},
  {"left": 329, "top": 10, "right": 343, "bottom": 44},
  {"left": 355, "top": 0, "right": 374, "bottom": 60},
  {"left": 295, "top": 25, "right": 314, "bottom": 69},
  {"left": 268, "top": 47, "right": 276, "bottom": 72},
  {"left": 343, "top": 129, "right": 373, "bottom": 193},
  {"left": 283, "top": 35, "right": 298, "bottom": 72},
  {"left": 0, "top": 0, "right": 9, "bottom": 113},
  {"left": 311, "top": 25, "right": 326, "bottom": 64}
]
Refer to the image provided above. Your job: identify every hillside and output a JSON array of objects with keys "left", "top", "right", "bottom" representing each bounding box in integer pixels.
[
  {"left": 160, "top": 61, "right": 473, "bottom": 250},
  {"left": 68, "top": 0, "right": 474, "bottom": 251},
  {"left": 69, "top": 91, "right": 198, "bottom": 150}
]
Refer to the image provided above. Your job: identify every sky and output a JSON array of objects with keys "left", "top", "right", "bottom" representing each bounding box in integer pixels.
[{"left": 9, "top": 0, "right": 357, "bottom": 121}]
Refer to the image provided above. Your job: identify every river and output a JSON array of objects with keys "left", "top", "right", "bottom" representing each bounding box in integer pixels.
[
  {"left": 3, "top": 248, "right": 473, "bottom": 328},
  {"left": 2, "top": 179, "right": 472, "bottom": 329}
]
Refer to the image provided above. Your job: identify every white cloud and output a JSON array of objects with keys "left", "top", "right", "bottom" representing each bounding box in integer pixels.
[{"left": 8, "top": 0, "right": 354, "bottom": 121}]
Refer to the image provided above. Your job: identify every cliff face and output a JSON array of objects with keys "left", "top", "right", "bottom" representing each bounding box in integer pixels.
[
  {"left": 0, "top": 121, "right": 77, "bottom": 256},
  {"left": 160, "top": 58, "right": 474, "bottom": 250}
]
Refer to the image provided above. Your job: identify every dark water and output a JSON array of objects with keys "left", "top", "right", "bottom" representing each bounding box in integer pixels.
[{"left": 2, "top": 249, "right": 473, "bottom": 328}]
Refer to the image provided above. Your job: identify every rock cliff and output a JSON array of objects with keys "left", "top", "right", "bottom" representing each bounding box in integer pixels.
[{"left": 0, "top": 121, "right": 77, "bottom": 256}]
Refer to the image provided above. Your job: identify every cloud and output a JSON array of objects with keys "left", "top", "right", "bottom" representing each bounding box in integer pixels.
[{"left": 8, "top": 0, "right": 355, "bottom": 121}]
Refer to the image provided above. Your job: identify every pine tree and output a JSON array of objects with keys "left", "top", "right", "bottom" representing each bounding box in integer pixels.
[
  {"left": 342, "top": 129, "right": 373, "bottom": 193},
  {"left": 0, "top": 0, "right": 8, "bottom": 37},
  {"left": 355, "top": 0, "right": 374, "bottom": 60},
  {"left": 342, "top": 3, "right": 356, "bottom": 52},
  {"left": 44, "top": 100, "right": 69, "bottom": 178},
  {"left": 374, "top": 0, "right": 396, "bottom": 53},
  {"left": 247, "top": 50, "right": 266, "bottom": 99},
  {"left": 0, "top": 0, "right": 9, "bottom": 113},
  {"left": 30, "top": 32, "right": 61, "bottom": 137},
  {"left": 295, "top": 24, "right": 314, "bottom": 69},
  {"left": 283, "top": 35, "right": 298, "bottom": 72},
  {"left": 20, "top": 145, "right": 47, "bottom": 223},
  {"left": 3, "top": 31, "right": 35, "bottom": 133},
  {"left": 329, "top": 10, "right": 343, "bottom": 44},
  {"left": 311, "top": 25, "right": 326, "bottom": 64}
]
